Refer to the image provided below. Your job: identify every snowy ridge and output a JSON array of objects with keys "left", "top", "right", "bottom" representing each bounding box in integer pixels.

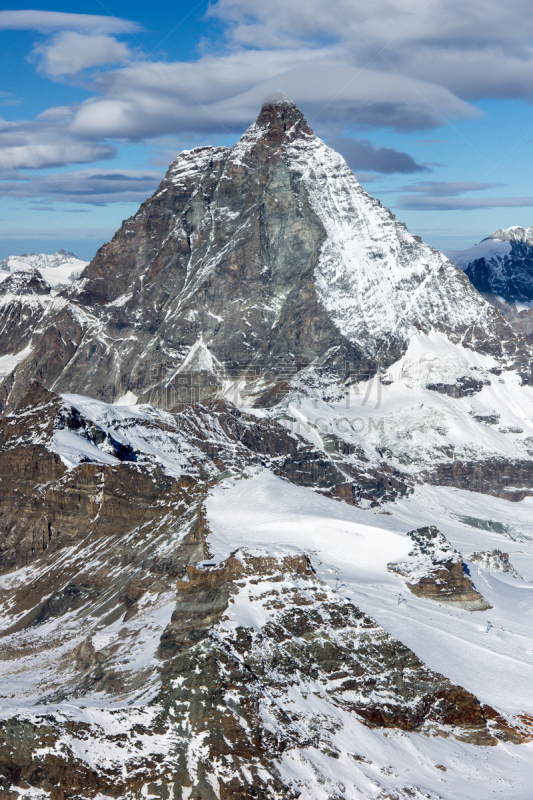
[
  {"left": 447, "top": 238, "right": 512, "bottom": 270},
  {"left": 0, "top": 249, "right": 88, "bottom": 287},
  {"left": 2, "top": 97, "right": 533, "bottom": 798},
  {"left": 167, "top": 145, "right": 228, "bottom": 191},
  {"left": 205, "top": 469, "right": 533, "bottom": 716},
  {"left": 284, "top": 135, "right": 501, "bottom": 356},
  {"left": 447, "top": 226, "right": 533, "bottom": 306},
  {"left": 487, "top": 226, "right": 533, "bottom": 244},
  {"left": 0, "top": 345, "right": 33, "bottom": 377},
  {"left": 55, "top": 394, "right": 208, "bottom": 477},
  {"left": 274, "top": 330, "right": 533, "bottom": 475}
]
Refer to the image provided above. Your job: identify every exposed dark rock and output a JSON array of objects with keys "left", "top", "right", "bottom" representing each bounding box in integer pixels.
[
  {"left": 1, "top": 550, "right": 518, "bottom": 799},
  {"left": 0, "top": 269, "right": 51, "bottom": 297},
  {"left": 388, "top": 526, "right": 491, "bottom": 611},
  {"left": 424, "top": 458, "right": 533, "bottom": 501},
  {"left": 426, "top": 375, "right": 489, "bottom": 397},
  {"left": 31, "top": 583, "right": 96, "bottom": 627},
  {"left": 0, "top": 97, "right": 532, "bottom": 800},
  {"left": 463, "top": 239, "right": 533, "bottom": 304},
  {"left": 0, "top": 97, "right": 525, "bottom": 414},
  {"left": 469, "top": 549, "right": 522, "bottom": 579}
]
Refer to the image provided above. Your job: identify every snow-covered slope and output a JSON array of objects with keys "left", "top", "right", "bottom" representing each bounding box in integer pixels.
[
  {"left": 2, "top": 384, "right": 533, "bottom": 799},
  {"left": 0, "top": 94, "right": 512, "bottom": 417},
  {"left": 281, "top": 119, "right": 502, "bottom": 357},
  {"left": 447, "top": 238, "right": 513, "bottom": 270},
  {"left": 487, "top": 226, "right": 533, "bottom": 244},
  {"left": 0, "top": 249, "right": 88, "bottom": 287},
  {"left": 204, "top": 468, "right": 533, "bottom": 798}
]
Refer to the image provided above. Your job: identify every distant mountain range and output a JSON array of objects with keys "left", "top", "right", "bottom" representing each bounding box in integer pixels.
[{"left": 0, "top": 249, "right": 88, "bottom": 288}]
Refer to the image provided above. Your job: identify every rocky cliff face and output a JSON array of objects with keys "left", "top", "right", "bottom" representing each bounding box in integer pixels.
[
  {"left": 450, "top": 226, "right": 533, "bottom": 304},
  {"left": 0, "top": 99, "right": 531, "bottom": 509},
  {"left": 0, "top": 378, "right": 532, "bottom": 798}
]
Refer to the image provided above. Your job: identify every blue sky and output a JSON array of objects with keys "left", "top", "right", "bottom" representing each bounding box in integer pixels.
[{"left": 2, "top": 0, "right": 533, "bottom": 260}]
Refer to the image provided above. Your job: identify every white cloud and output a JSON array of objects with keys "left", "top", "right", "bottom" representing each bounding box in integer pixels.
[
  {"left": 0, "top": 168, "right": 163, "bottom": 205},
  {"left": 327, "top": 137, "right": 429, "bottom": 174},
  {"left": 70, "top": 59, "right": 478, "bottom": 139},
  {"left": 400, "top": 181, "right": 503, "bottom": 196},
  {"left": 5, "top": 0, "right": 533, "bottom": 201},
  {"left": 396, "top": 180, "right": 533, "bottom": 210},
  {"left": 207, "top": 0, "right": 533, "bottom": 102},
  {"left": 33, "top": 32, "right": 131, "bottom": 76},
  {"left": 0, "top": 114, "right": 115, "bottom": 170},
  {"left": 398, "top": 195, "right": 533, "bottom": 210},
  {"left": 208, "top": 0, "right": 533, "bottom": 52},
  {"left": 0, "top": 45, "right": 478, "bottom": 175},
  {"left": 0, "top": 10, "right": 139, "bottom": 33}
]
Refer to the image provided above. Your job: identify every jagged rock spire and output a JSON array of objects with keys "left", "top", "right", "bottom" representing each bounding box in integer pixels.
[{"left": 254, "top": 92, "right": 314, "bottom": 141}]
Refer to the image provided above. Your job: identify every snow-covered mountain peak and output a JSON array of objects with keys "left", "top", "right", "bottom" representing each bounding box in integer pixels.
[
  {"left": 261, "top": 90, "right": 293, "bottom": 107},
  {"left": 448, "top": 226, "right": 533, "bottom": 308},
  {"left": 486, "top": 225, "right": 533, "bottom": 244},
  {"left": 2, "top": 100, "right": 533, "bottom": 800},
  {"left": 257, "top": 91, "right": 311, "bottom": 130},
  {"left": 231, "top": 92, "right": 316, "bottom": 162},
  {"left": 0, "top": 98, "right": 520, "bottom": 414},
  {"left": 283, "top": 129, "right": 506, "bottom": 359},
  {"left": 0, "top": 249, "right": 88, "bottom": 287}
]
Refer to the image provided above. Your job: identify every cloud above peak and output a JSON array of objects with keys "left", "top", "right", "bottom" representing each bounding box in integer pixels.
[
  {"left": 70, "top": 60, "right": 478, "bottom": 141},
  {"left": 32, "top": 32, "right": 131, "bottom": 76},
  {"left": 208, "top": 0, "right": 533, "bottom": 102}
]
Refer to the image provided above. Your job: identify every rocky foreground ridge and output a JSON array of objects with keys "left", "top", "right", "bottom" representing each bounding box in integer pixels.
[
  {"left": 0, "top": 385, "right": 530, "bottom": 800},
  {"left": 1, "top": 96, "right": 533, "bottom": 799}
]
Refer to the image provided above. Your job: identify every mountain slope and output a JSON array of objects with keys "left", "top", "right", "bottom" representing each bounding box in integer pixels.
[
  {"left": 1, "top": 386, "right": 533, "bottom": 800},
  {"left": 0, "top": 95, "right": 521, "bottom": 415}
]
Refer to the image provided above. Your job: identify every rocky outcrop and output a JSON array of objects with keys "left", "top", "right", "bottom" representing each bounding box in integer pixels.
[
  {"left": 469, "top": 549, "right": 522, "bottom": 579},
  {"left": 0, "top": 381, "right": 408, "bottom": 582},
  {"left": 424, "top": 458, "right": 533, "bottom": 501},
  {"left": 426, "top": 374, "right": 489, "bottom": 397},
  {"left": 450, "top": 227, "right": 533, "bottom": 336},
  {"left": 1, "top": 99, "right": 533, "bottom": 800},
  {"left": 452, "top": 227, "right": 533, "bottom": 304},
  {"left": 388, "top": 526, "right": 491, "bottom": 611},
  {"left": 0, "top": 385, "right": 528, "bottom": 798}
]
